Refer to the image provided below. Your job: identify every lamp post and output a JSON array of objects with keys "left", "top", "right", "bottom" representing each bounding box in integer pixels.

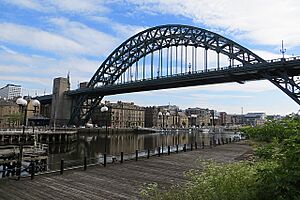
[
  {"left": 210, "top": 110, "right": 216, "bottom": 145},
  {"left": 16, "top": 98, "right": 41, "bottom": 179},
  {"left": 165, "top": 112, "right": 170, "bottom": 130},
  {"left": 31, "top": 99, "right": 40, "bottom": 148},
  {"left": 101, "top": 106, "right": 109, "bottom": 153},
  {"left": 158, "top": 111, "right": 170, "bottom": 155},
  {"left": 16, "top": 98, "right": 27, "bottom": 180},
  {"left": 158, "top": 111, "right": 163, "bottom": 129},
  {"left": 158, "top": 111, "right": 170, "bottom": 130}
]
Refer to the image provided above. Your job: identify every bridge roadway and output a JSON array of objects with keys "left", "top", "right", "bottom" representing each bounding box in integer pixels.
[
  {"left": 68, "top": 57, "right": 300, "bottom": 97},
  {"left": 0, "top": 142, "right": 251, "bottom": 199}
]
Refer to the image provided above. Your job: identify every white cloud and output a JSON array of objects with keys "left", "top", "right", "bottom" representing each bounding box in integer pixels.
[
  {"left": 0, "top": 48, "right": 101, "bottom": 92},
  {"left": 0, "top": 65, "right": 27, "bottom": 73},
  {"left": 3, "top": 0, "right": 109, "bottom": 14},
  {"left": 0, "top": 20, "right": 120, "bottom": 57},
  {"left": 0, "top": 23, "right": 84, "bottom": 55},
  {"left": 3, "top": 0, "right": 44, "bottom": 11},
  {"left": 0, "top": 75, "right": 50, "bottom": 86},
  {"left": 127, "top": 0, "right": 300, "bottom": 48},
  {"left": 90, "top": 16, "right": 147, "bottom": 39},
  {"left": 0, "top": 45, "right": 18, "bottom": 54},
  {"left": 49, "top": 0, "right": 109, "bottom": 14},
  {"left": 48, "top": 18, "right": 119, "bottom": 56}
]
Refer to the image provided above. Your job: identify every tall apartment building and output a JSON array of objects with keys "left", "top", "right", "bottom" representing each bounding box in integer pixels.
[{"left": 0, "top": 84, "right": 21, "bottom": 100}]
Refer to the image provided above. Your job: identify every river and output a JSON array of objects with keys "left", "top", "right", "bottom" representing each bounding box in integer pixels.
[{"left": 46, "top": 129, "right": 236, "bottom": 170}]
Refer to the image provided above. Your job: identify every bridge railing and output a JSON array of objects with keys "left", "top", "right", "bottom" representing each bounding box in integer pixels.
[
  {"left": 109, "top": 56, "right": 300, "bottom": 86},
  {"left": 68, "top": 56, "right": 300, "bottom": 93},
  {"left": 266, "top": 56, "right": 300, "bottom": 63}
]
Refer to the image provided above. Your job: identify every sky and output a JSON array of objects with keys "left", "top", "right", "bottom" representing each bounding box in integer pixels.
[{"left": 0, "top": 0, "right": 300, "bottom": 115}]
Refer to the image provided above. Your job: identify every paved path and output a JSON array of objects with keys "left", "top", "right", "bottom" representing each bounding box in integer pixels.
[{"left": 0, "top": 142, "right": 251, "bottom": 200}]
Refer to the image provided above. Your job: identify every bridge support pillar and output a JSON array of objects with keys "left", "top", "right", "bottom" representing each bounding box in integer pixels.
[{"left": 50, "top": 77, "right": 72, "bottom": 127}]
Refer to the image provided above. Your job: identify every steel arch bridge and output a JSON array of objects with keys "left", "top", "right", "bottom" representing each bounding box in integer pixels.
[{"left": 68, "top": 24, "right": 300, "bottom": 125}]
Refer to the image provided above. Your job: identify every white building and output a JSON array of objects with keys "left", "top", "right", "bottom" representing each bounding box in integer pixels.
[
  {"left": 244, "top": 112, "right": 267, "bottom": 126},
  {"left": 0, "top": 84, "right": 22, "bottom": 100}
]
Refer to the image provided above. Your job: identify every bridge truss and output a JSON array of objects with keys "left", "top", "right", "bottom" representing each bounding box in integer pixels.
[{"left": 68, "top": 24, "right": 299, "bottom": 126}]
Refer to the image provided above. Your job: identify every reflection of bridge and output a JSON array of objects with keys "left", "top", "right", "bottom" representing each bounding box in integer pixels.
[{"left": 39, "top": 24, "right": 300, "bottom": 126}]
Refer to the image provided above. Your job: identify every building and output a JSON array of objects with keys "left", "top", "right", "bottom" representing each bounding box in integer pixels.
[
  {"left": 178, "top": 112, "right": 188, "bottom": 128},
  {"left": 267, "top": 115, "right": 282, "bottom": 121},
  {"left": 0, "top": 84, "right": 21, "bottom": 100},
  {"left": 226, "top": 114, "right": 245, "bottom": 125},
  {"left": 244, "top": 112, "right": 267, "bottom": 126},
  {"left": 209, "top": 110, "right": 221, "bottom": 126},
  {"left": 219, "top": 112, "right": 227, "bottom": 126},
  {"left": 158, "top": 105, "right": 179, "bottom": 111},
  {"left": 185, "top": 107, "right": 211, "bottom": 127},
  {"left": 145, "top": 106, "right": 159, "bottom": 128},
  {"left": 157, "top": 109, "right": 180, "bottom": 128},
  {"left": 92, "top": 101, "right": 145, "bottom": 128},
  {"left": 39, "top": 95, "right": 52, "bottom": 119},
  {"left": 0, "top": 99, "right": 20, "bottom": 128},
  {"left": 166, "top": 109, "right": 180, "bottom": 128}
]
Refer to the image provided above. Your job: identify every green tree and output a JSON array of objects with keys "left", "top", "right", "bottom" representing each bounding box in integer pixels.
[
  {"left": 7, "top": 113, "right": 22, "bottom": 127},
  {"left": 141, "top": 117, "right": 300, "bottom": 200}
]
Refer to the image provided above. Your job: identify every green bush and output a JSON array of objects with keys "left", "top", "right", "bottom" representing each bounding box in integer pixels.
[
  {"left": 243, "top": 117, "right": 300, "bottom": 142},
  {"left": 141, "top": 117, "right": 300, "bottom": 200},
  {"left": 244, "top": 117, "right": 300, "bottom": 199},
  {"left": 256, "top": 135, "right": 300, "bottom": 200},
  {"left": 141, "top": 160, "right": 261, "bottom": 200}
]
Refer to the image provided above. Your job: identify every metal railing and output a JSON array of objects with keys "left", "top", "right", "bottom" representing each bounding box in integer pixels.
[
  {"left": 106, "top": 56, "right": 300, "bottom": 86},
  {"left": 0, "top": 135, "right": 242, "bottom": 180}
]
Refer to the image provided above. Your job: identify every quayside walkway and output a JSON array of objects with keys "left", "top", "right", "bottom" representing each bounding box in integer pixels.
[{"left": 0, "top": 142, "right": 251, "bottom": 200}]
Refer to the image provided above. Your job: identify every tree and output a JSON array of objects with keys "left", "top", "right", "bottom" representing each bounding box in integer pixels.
[{"left": 7, "top": 113, "right": 22, "bottom": 127}]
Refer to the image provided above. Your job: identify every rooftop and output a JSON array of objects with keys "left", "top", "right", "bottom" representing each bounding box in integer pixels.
[{"left": 0, "top": 84, "right": 21, "bottom": 90}]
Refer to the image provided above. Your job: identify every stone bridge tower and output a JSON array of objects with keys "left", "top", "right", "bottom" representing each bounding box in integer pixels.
[{"left": 50, "top": 76, "right": 72, "bottom": 127}]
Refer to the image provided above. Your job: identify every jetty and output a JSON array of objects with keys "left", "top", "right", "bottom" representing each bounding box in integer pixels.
[
  {"left": 0, "top": 129, "right": 77, "bottom": 144},
  {"left": 0, "top": 141, "right": 251, "bottom": 199}
]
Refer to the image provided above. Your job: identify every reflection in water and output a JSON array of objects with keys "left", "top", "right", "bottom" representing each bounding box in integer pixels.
[{"left": 47, "top": 130, "right": 231, "bottom": 169}]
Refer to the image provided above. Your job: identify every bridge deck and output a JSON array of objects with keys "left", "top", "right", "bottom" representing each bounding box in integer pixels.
[
  {"left": 67, "top": 58, "right": 300, "bottom": 97},
  {"left": 0, "top": 142, "right": 251, "bottom": 200}
]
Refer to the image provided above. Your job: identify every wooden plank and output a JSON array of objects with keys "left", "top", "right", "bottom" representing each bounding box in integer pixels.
[{"left": 0, "top": 142, "right": 251, "bottom": 200}]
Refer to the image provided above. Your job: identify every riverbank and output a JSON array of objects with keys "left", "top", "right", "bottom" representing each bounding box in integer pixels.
[{"left": 0, "top": 141, "right": 251, "bottom": 200}]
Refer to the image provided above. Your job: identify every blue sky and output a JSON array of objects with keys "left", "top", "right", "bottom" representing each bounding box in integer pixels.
[{"left": 0, "top": 0, "right": 299, "bottom": 115}]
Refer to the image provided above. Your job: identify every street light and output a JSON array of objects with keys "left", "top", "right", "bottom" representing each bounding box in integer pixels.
[
  {"left": 158, "top": 111, "right": 170, "bottom": 129},
  {"left": 158, "top": 111, "right": 163, "bottom": 129},
  {"left": 165, "top": 112, "right": 170, "bottom": 129},
  {"left": 31, "top": 99, "right": 40, "bottom": 111},
  {"left": 16, "top": 97, "right": 40, "bottom": 180},
  {"left": 16, "top": 97, "right": 27, "bottom": 180},
  {"left": 31, "top": 99, "right": 40, "bottom": 148},
  {"left": 158, "top": 111, "right": 170, "bottom": 155},
  {"left": 101, "top": 106, "right": 109, "bottom": 154}
]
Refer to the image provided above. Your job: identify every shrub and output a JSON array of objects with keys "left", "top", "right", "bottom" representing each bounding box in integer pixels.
[
  {"left": 141, "top": 160, "right": 260, "bottom": 200},
  {"left": 141, "top": 117, "right": 300, "bottom": 200}
]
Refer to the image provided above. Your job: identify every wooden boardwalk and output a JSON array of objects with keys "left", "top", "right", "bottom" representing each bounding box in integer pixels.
[{"left": 0, "top": 142, "right": 251, "bottom": 200}]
